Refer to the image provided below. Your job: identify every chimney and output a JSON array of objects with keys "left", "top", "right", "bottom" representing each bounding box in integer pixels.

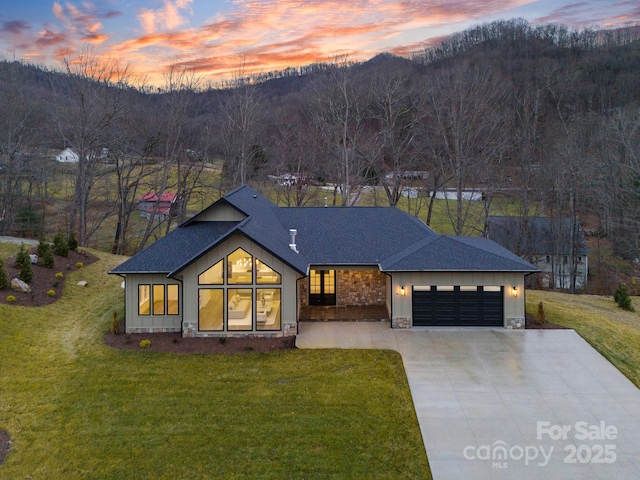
[{"left": 289, "top": 229, "right": 299, "bottom": 254}]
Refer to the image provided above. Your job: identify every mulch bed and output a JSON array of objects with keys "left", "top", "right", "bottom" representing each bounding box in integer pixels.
[
  {"left": 525, "top": 313, "right": 567, "bottom": 329},
  {"left": 104, "top": 321, "right": 297, "bottom": 354},
  {"left": 0, "top": 248, "right": 98, "bottom": 307},
  {"left": 0, "top": 429, "right": 10, "bottom": 466}
]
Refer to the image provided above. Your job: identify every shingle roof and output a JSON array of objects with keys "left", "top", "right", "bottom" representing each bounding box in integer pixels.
[
  {"left": 110, "top": 186, "right": 538, "bottom": 277},
  {"left": 487, "top": 216, "right": 589, "bottom": 256},
  {"left": 274, "top": 206, "right": 436, "bottom": 265},
  {"left": 109, "top": 221, "right": 240, "bottom": 274},
  {"left": 381, "top": 236, "right": 537, "bottom": 272}
]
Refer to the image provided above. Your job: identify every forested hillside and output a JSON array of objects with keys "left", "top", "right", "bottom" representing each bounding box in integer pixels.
[{"left": 0, "top": 19, "right": 639, "bottom": 289}]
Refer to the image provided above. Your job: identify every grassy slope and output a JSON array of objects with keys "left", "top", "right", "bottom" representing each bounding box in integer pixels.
[
  {"left": 526, "top": 290, "right": 640, "bottom": 388},
  {"left": 0, "top": 248, "right": 430, "bottom": 479}
]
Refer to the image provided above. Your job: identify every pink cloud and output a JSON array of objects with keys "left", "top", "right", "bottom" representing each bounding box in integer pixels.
[{"left": 138, "top": 0, "right": 194, "bottom": 35}]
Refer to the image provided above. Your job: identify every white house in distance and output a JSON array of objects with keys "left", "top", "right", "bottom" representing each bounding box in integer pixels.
[{"left": 55, "top": 148, "right": 79, "bottom": 163}]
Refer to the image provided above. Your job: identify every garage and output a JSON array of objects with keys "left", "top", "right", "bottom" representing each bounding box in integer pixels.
[{"left": 412, "top": 286, "right": 504, "bottom": 326}]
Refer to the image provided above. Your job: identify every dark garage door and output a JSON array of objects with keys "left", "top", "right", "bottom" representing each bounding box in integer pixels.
[{"left": 412, "top": 286, "right": 503, "bottom": 326}]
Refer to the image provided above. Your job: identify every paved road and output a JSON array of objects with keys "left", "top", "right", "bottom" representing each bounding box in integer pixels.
[
  {"left": 0, "top": 236, "right": 41, "bottom": 246},
  {"left": 297, "top": 322, "right": 640, "bottom": 480}
]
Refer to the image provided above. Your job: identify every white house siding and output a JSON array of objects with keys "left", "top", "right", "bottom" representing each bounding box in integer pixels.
[
  {"left": 123, "top": 273, "right": 182, "bottom": 333},
  {"left": 177, "top": 232, "right": 298, "bottom": 337},
  {"left": 390, "top": 271, "right": 526, "bottom": 328}
]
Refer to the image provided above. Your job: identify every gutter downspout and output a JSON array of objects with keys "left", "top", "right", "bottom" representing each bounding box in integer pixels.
[
  {"left": 168, "top": 274, "right": 184, "bottom": 337},
  {"left": 382, "top": 270, "right": 393, "bottom": 328}
]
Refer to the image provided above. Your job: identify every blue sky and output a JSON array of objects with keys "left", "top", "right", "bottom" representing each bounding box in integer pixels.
[{"left": 1, "top": 1, "right": 638, "bottom": 85}]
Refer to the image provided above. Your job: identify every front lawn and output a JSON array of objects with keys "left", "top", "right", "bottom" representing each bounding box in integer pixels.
[
  {"left": 526, "top": 290, "right": 640, "bottom": 388},
  {"left": 0, "top": 249, "right": 430, "bottom": 479}
]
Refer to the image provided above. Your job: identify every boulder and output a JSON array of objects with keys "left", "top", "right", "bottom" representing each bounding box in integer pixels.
[
  {"left": 29, "top": 254, "right": 38, "bottom": 264},
  {"left": 77, "top": 280, "right": 88, "bottom": 287},
  {"left": 10, "top": 278, "right": 32, "bottom": 293}
]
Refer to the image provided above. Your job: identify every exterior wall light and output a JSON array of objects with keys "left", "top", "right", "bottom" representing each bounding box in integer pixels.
[
  {"left": 400, "top": 285, "right": 406, "bottom": 296},
  {"left": 511, "top": 286, "right": 518, "bottom": 298}
]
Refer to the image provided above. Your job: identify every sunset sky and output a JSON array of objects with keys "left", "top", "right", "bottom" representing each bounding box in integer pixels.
[{"left": 1, "top": 1, "right": 639, "bottom": 86}]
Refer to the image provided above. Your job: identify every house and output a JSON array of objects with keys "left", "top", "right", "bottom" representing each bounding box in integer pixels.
[
  {"left": 137, "top": 192, "right": 177, "bottom": 220},
  {"left": 110, "top": 186, "right": 537, "bottom": 337},
  {"left": 487, "top": 216, "right": 589, "bottom": 289},
  {"left": 55, "top": 148, "right": 79, "bottom": 163}
]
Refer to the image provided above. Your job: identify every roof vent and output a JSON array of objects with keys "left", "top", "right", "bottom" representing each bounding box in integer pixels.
[{"left": 289, "top": 229, "right": 299, "bottom": 254}]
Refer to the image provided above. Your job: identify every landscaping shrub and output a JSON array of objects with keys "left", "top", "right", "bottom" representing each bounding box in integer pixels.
[
  {"left": 111, "top": 311, "right": 119, "bottom": 335},
  {"left": 53, "top": 232, "right": 69, "bottom": 257},
  {"left": 613, "top": 283, "right": 634, "bottom": 311},
  {"left": 55, "top": 272, "right": 64, "bottom": 279},
  {"left": 15, "top": 245, "right": 33, "bottom": 283},
  {"left": 76, "top": 262, "right": 84, "bottom": 269},
  {"left": 0, "top": 258, "right": 8, "bottom": 290},
  {"left": 41, "top": 244, "right": 55, "bottom": 268},
  {"left": 139, "top": 339, "right": 151, "bottom": 348},
  {"left": 36, "top": 240, "right": 50, "bottom": 258},
  {"left": 537, "top": 301, "right": 546, "bottom": 325},
  {"left": 219, "top": 337, "right": 227, "bottom": 345},
  {"left": 68, "top": 231, "right": 78, "bottom": 251},
  {"left": 6, "top": 295, "right": 16, "bottom": 303},
  {"left": 46, "top": 289, "right": 56, "bottom": 297}
]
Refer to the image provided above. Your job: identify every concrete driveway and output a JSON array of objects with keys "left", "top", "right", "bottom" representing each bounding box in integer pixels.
[{"left": 297, "top": 322, "right": 640, "bottom": 480}]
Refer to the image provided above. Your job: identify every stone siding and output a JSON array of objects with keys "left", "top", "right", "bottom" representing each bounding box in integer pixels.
[
  {"left": 336, "top": 269, "right": 386, "bottom": 306},
  {"left": 392, "top": 317, "right": 411, "bottom": 329},
  {"left": 299, "top": 279, "right": 309, "bottom": 307}
]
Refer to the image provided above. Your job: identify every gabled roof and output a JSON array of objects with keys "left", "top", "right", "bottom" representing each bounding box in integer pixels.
[
  {"left": 110, "top": 221, "right": 240, "bottom": 274},
  {"left": 487, "top": 216, "right": 589, "bottom": 256},
  {"left": 110, "top": 186, "right": 538, "bottom": 277}
]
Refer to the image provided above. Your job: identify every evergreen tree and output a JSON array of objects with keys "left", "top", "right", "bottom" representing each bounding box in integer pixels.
[
  {"left": 0, "top": 258, "right": 8, "bottom": 289},
  {"left": 53, "top": 232, "right": 69, "bottom": 257},
  {"left": 68, "top": 231, "right": 78, "bottom": 251},
  {"left": 15, "top": 245, "right": 33, "bottom": 283}
]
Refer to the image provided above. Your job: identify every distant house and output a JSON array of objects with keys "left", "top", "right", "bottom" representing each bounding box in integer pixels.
[
  {"left": 487, "top": 216, "right": 589, "bottom": 289},
  {"left": 137, "top": 192, "right": 177, "bottom": 220},
  {"left": 55, "top": 148, "right": 79, "bottom": 163}
]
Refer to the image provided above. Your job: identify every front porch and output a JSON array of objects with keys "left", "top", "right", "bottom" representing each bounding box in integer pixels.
[{"left": 299, "top": 305, "right": 389, "bottom": 322}]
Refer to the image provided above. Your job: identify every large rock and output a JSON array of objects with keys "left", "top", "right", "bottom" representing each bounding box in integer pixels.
[{"left": 10, "top": 278, "right": 32, "bottom": 293}]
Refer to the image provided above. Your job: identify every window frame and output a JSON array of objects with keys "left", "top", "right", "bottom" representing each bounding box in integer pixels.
[
  {"left": 152, "top": 284, "right": 165, "bottom": 315},
  {"left": 138, "top": 284, "right": 151, "bottom": 316},
  {"left": 198, "top": 288, "right": 224, "bottom": 331},
  {"left": 167, "top": 284, "right": 179, "bottom": 315}
]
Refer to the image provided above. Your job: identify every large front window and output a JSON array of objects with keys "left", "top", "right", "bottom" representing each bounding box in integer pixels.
[
  {"left": 228, "top": 248, "right": 252, "bottom": 284},
  {"left": 257, "top": 288, "right": 281, "bottom": 331},
  {"left": 197, "top": 252, "right": 282, "bottom": 332},
  {"left": 199, "top": 289, "right": 223, "bottom": 331}
]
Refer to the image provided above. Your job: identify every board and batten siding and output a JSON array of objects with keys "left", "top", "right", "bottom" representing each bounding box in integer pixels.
[
  {"left": 390, "top": 271, "right": 526, "bottom": 327},
  {"left": 177, "top": 232, "right": 298, "bottom": 336},
  {"left": 123, "top": 273, "right": 182, "bottom": 333},
  {"left": 195, "top": 202, "right": 246, "bottom": 222}
]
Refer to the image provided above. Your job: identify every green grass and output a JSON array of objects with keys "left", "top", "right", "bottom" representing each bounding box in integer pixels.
[
  {"left": 526, "top": 290, "right": 640, "bottom": 388},
  {"left": 0, "top": 248, "right": 430, "bottom": 479}
]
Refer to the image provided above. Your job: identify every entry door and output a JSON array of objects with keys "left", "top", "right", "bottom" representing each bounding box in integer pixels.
[{"left": 309, "top": 269, "right": 336, "bottom": 305}]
